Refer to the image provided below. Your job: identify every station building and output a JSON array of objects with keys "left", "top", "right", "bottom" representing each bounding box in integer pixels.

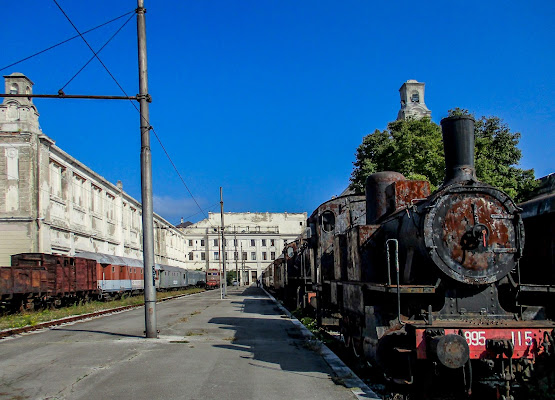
[
  {"left": 179, "top": 212, "right": 306, "bottom": 284},
  {"left": 0, "top": 73, "right": 306, "bottom": 283}
]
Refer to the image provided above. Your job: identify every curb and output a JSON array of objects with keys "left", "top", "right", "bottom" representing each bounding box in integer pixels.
[{"left": 262, "top": 288, "right": 380, "bottom": 400}]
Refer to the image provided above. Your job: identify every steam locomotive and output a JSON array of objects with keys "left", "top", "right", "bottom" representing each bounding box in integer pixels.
[{"left": 263, "top": 116, "right": 554, "bottom": 398}]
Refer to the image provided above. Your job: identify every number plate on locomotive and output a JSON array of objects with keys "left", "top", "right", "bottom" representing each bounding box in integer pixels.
[{"left": 415, "top": 328, "right": 547, "bottom": 359}]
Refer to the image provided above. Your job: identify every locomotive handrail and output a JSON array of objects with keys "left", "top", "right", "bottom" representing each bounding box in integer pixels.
[{"left": 386, "top": 239, "right": 404, "bottom": 325}]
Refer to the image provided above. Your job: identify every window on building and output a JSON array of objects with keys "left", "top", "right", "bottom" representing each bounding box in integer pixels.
[
  {"left": 411, "top": 92, "right": 420, "bottom": 103},
  {"left": 214, "top": 239, "right": 218, "bottom": 247},
  {"left": 261, "top": 239, "right": 266, "bottom": 247},
  {"left": 9, "top": 83, "right": 18, "bottom": 94},
  {"left": 201, "top": 239, "right": 205, "bottom": 246},
  {"left": 112, "top": 266, "right": 115, "bottom": 273},
  {"left": 214, "top": 252, "right": 219, "bottom": 260},
  {"left": 271, "top": 251, "right": 276, "bottom": 260},
  {"left": 299, "top": 221, "right": 303, "bottom": 226},
  {"left": 250, "top": 239, "right": 255, "bottom": 247},
  {"left": 188, "top": 252, "right": 193, "bottom": 260},
  {"left": 201, "top": 253, "right": 206, "bottom": 261},
  {"left": 251, "top": 252, "right": 256, "bottom": 261},
  {"left": 234, "top": 239, "right": 238, "bottom": 246},
  {"left": 91, "top": 185, "right": 102, "bottom": 213},
  {"left": 188, "top": 240, "right": 193, "bottom": 246},
  {"left": 242, "top": 252, "right": 247, "bottom": 260},
  {"left": 49, "top": 161, "right": 65, "bottom": 199},
  {"left": 262, "top": 252, "right": 267, "bottom": 260},
  {"left": 73, "top": 174, "right": 86, "bottom": 207},
  {"left": 270, "top": 239, "right": 275, "bottom": 246},
  {"left": 106, "top": 193, "right": 115, "bottom": 220}
]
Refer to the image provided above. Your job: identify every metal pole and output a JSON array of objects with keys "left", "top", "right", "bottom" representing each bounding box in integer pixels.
[
  {"left": 220, "top": 187, "right": 227, "bottom": 297},
  {"left": 137, "top": 0, "right": 157, "bottom": 338},
  {"left": 218, "top": 232, "right": 223, "bottom": 299},
  {"left": 235, "top": 232, "right": 239, "bottom": 286}
]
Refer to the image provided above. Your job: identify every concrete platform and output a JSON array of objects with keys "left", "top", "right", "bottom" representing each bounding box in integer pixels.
[{"left": 0, "top": 286, "right": 374, "bottom": 399}]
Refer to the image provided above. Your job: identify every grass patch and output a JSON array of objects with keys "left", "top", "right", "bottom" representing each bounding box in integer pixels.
[
  {"left": 0, "top": 288, "right": 204, "bottom": 331},
  {"left": 185, "top": 330, "right": 206, "bottom": 336}
]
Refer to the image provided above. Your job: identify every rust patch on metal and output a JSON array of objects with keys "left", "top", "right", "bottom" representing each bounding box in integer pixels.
[
  {"left": 388, "top": 180, "right": 431, "bottom": 211},
  {"left": 441, "top": 194, "right": 517, "bottom": 272},
  {"left": 358, "top": 225, "right": 380, "bottom": 246}
]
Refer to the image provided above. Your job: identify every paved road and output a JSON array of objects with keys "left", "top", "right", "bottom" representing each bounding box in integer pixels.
[{"left": 0, "top": 286, "right": 358, "bottom": 400}]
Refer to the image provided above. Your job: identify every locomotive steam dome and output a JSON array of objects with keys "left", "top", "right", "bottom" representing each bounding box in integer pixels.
[{"left": 423, "top": 116, "right": 524, "bottom": 285}]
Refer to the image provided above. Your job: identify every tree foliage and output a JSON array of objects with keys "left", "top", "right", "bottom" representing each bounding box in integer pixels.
[
  {"left": 349, "top": 117, "right": 444, "bottom": 193},
  {"left": 349, "top": 111, "right": 537, "bottom": 201}
]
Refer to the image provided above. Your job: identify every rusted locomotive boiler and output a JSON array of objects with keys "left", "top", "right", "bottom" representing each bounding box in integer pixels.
[{"left": 305, "top": 116, "right": 555, "bottom": 397}]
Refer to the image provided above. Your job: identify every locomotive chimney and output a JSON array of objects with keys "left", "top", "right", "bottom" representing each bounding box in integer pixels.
[{"left": 440, "top": 115, "right": 476, "bottom": 185}]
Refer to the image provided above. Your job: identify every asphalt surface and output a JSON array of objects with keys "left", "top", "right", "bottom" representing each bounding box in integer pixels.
[{"left": 0, "top": 286, "right": 359, "bottom": 400}]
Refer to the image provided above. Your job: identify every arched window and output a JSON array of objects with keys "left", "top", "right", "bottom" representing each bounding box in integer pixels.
[
  {"left": 25, "top": 86, "right": 31, "bottom": 94},
  {"left": 10, "top": 83, "right": 19, "bottom": 95},
  {"left": 321, "top": 210, "right": 335, "bottom": 233}
]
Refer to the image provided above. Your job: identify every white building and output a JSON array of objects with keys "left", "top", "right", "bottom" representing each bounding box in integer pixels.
[
  {"left": 180, "top": 212, "right": 307, "bottom": 284},
  {"left": 0, "top": 73, "right": 307, "bottom": 279}
]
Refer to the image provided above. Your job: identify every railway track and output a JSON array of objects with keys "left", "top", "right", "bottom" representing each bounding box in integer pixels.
[{"left": 0, "top": 291, "right": 201, "bottom": 339}]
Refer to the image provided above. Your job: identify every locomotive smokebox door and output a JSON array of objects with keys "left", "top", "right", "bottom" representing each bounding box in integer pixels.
[{"left": 424, "top": 187, "right": 522, "bottom": 285}]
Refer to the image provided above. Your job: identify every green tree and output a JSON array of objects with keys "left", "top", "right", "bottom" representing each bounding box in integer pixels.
[
  {"left": 473, "top": 115, "right": 537, "bottom": 200},
  {"left": 226, "top": 270, "right": 237, "bottom": 286},
  {"left": 349, "top": 111, "right": 537, "bottom": 201},
  {"left": 349, "top": 117, "right": 444, "bottom": 193}
]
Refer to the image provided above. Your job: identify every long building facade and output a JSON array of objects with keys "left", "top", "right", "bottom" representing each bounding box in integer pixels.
[
  {"left": 180, "top": 212, "right": 307, "bottom": 284},
  {"left": 0, "top": 73, "right": 306, "bottom": 282}
]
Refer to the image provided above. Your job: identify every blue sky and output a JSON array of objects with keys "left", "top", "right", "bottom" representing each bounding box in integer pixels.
[{"left": 2, "top": 1, "right": 554, "bottom": 223}]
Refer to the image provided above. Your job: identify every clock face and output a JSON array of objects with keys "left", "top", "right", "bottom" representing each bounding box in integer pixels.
[{"left": 287, "top": 247, "right": 294, "bottom": 258}]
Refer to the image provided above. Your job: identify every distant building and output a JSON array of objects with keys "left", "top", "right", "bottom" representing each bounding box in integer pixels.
[
  {"left": 182, "top": 212, "right": 306, "bottom": 284},
  {"left": 397, "top": 79, "right": 431, "bottom": 120}
]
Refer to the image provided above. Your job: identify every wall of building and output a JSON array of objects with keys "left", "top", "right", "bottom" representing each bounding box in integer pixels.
[{"left": 180, "top": 212, "right": 307, "bottom": 284}]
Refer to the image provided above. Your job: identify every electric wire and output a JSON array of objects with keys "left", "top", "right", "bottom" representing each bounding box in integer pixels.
[
  {"left": 52, "top": 0, "right": 134, "bottom": 103},
  {"left": 0, "top": 10, "right": 135, "bottom": 73},
  {"left": 60, "top": 12, "right": 135, "bottom": 92},
  {"left": 51, "top": 0, "right": 215, "bottom": 226}
]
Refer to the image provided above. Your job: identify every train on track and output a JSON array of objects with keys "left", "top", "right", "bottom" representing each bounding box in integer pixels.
[
  {"left": 0, "top": 252, "right": 206, "bottom": 313},
  {"left": 205, "top": 268, "right": 221, "bottom": 289},
  {"left": 263, "top": 115, "right": 555, "bottom": 399}
]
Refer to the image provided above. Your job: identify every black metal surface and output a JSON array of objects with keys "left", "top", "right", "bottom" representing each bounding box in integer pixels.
[{"left": 440, "top": 115, "right": 476, "bottom": 185}]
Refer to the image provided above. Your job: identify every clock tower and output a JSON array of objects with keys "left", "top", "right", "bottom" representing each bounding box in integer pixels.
[{"left": 397, "top": 79, "right": 431, "bottom": 120}]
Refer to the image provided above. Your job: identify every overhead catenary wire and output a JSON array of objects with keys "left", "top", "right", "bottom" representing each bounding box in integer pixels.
[
  {"left": 50, "top": 0, "right": 215, "bottom": 227},
  {"left": 60, "top": 12, "right": 135, "bottom": 92},
  {"left": 52, "top": 0, "right": 134, "bottom": 103},
  {"left": 0, "top": 10, "right": 135, "bottom": 73}
]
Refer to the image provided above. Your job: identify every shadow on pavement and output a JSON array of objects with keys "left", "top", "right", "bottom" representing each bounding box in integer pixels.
[
  {"left": 51, "top": 328, "right": 144, "bottom": 338},
  {"left": 208, "top": 288, "right": 331, "bottom": 375}
]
